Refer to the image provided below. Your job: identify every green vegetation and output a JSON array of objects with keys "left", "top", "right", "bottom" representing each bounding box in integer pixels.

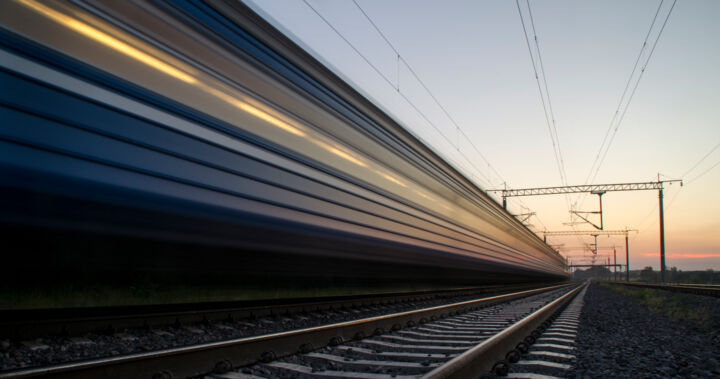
[
  {"left": 601, "top": 282, "right": 717, "bottom": 332},
  {"left": 644, "top": 267, "right": 720, "bottom": 284},
  {"left": 574, "top": 266, "right": 720, "bottom": 283}
]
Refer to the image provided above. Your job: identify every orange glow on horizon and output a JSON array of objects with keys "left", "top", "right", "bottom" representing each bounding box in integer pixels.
[{"left": 642, "top": 253, "right": 720, "bottom": 259}]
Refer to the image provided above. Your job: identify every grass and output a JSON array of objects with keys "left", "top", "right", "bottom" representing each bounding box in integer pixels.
[{"left": 600, "top": 282, "right": 716, "bottom": 332}]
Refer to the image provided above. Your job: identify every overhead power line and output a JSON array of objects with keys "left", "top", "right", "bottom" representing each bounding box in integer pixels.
[
  {"left": 351, "top": 0, "right": 507, "bottom": 188},
  {"left": 351, "top": 0, "right": 556, "bottom": 232},
  {"left": 303, "top": 1, "right": 573, "bottom": 232},
  {"left": 515, "top": 0, "right": 568, "bottom": 187},
  {"left": 583, "top": 0, "right": 678, "bottom": 188},
  {"left": 630, "top": 140, "right": 719, "bottom": 238},
  {"left": 687, "top": 157, "right": 720, "bottom": 185},
  {"left": 682, "top": 140, "right": 720, "bottom": 178},
  {"left": 583, "top": 1, "right": 664, "bottom": 187},
  {"left": 301, "top": 0, "right": 394, "bottom": 101},
  {"left": 525, "top": 0, "right": 567, "bottom": 186},
  {"left": 515, "top": 0, "right": 576, "bottom": 241},
  {"left": 643, "top": 142, "right": 720, "bottom": 231},
  {"left": 303, "top": 0, "right": 505, "bottom": 189}
]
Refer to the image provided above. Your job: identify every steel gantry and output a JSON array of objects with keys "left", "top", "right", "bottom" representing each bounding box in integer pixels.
[
  {"left": 493, "top": 181, "right": 671, "bottom": 198},
  {"left": 491, "top": 179, "right": 681, "bottom": 282},
  {"left": 565, "top": 246, "right": 621, "bottom": 280},
  {"left": 543, "top": 229, "right": 637, "bottom": 282}
]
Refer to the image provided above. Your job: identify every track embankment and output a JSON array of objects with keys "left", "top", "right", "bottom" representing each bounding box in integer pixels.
[{"left": 568, "top": 282, "right": 720, "bottom": 378}]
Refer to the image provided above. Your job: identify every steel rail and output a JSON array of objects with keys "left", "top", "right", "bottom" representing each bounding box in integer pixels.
[
  {"left": 0, "top": 284, "right": 572, "bottom": 379},
  {"left": 0, "top": 283, "right": 546, "bottom": 340},
  {"left": 423, "top": 282, "right": 585, "bottom": 378},
  {"left": 612, "top": 282, "right": 720, "bottom": 298}
]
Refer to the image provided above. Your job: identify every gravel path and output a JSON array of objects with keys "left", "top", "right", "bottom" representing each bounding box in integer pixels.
[{"left": 568, "top": 281, "right": 720, "bottom": 378}]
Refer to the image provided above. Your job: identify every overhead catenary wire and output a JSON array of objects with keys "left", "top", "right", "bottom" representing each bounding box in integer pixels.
[
  {"left": 583, "top": 0, "right": 665, "bottom": 187},
  {"left": 396, "top": 86, "right": 497, "bottom": 187},
  {"left": 302, "top": 0, "right": 498, "bottom": 187},
  {"left": 515, "top": 0, "right": 568, "bottom": 188},
  {"left": 515, "top": 1, "right": 579, "bottom": 246},
  {"left": 525, "top": 0, "right": 568, "bottom": 187},
  {"left": 629, "top": 139, "right": 719, "bottom": 240},
  {"left": 682, "top": 140, "right": 720, "bottom": 178},
  {"left": 524, "top": 0, "right": 585, "bottom": 245},
  {"left": 304, "top": 0, "right": 552, "bottom": 231},
  {"left": 632, "top": 186, "right": 681, "bottom": 242},
  {"left": 686, "top": 157, "right": 720, "bottom": 185},
  {"left": 583, "top": 0, "right": 678, "bottom": 189},
  {"left": 576, "top": 0, "right": 677, "bottom": 216},
  {"left": 351, "top": 0, "right": 555, "bottom": 232},
  {"left": 351, "top": 0, "right": 507, "bottom": 188},
  {"left": 631, "top": 140, "right": 720, "bottom": 236},
  {"left": 516, "top": 0, "right": 579, "bottom": 241}
]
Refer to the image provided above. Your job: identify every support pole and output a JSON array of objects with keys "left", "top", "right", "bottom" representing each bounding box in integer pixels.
[
  {"left": 503, "top": 197, "right": 507, "bottom": 210},
  {"left": 625, "top": 234, "right": 630, "bottom": 282},
  {"left": 593, "top": 235, "right": 598, "bottom": 255},
  {"left": 659, "top": 188, "right": 666, "bottom": 282},
  {"left": 607, "top": 257, "right": 611, "bottom": 280},
  {"left": 613, "top": 246, "right": 617, "bottom": 281},
  {"left": 598, "top": 193, "right": 604, "bottom": 230}
]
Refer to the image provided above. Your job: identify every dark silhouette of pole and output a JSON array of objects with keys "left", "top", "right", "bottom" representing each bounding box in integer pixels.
[
  {"left": 625, "top": 234, "right": 630, "bottom": 282},
  {"left": 659, "top": 188, "right": 666, "bottom": 282},
  {"left": 613, "top": 246, "right": 617, "bottom": 281},
  {"left": 495, "top": 179, "right": 681, "bottom": 282},
  {"left": 598, "top": 192, "right": 604, "bottom": 230},
  {"left": 607, "top": 257, "right": 611, "bottom": 281}
]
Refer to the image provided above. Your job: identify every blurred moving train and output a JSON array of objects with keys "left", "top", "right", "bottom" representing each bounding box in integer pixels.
[{"left": 0, "top": 0, "right": 567, "bottom": 286}]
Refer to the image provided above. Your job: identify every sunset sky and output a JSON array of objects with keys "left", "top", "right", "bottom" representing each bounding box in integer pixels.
[{"left": 247, "top": 0, "right": 720, "bottom": 271}]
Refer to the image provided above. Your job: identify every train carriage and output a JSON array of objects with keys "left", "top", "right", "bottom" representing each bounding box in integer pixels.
[{"left": 0, "top": 0, "right": 567, "bottom": 287}]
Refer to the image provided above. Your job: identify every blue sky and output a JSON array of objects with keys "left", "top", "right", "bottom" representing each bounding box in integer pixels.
[{"left": 247, "top": 0, "right": 720, "bottom": 271}]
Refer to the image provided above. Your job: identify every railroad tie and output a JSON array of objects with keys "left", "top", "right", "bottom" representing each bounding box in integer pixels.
[{"left": 507, "top": 286, "right": 587, "bottom": 379}]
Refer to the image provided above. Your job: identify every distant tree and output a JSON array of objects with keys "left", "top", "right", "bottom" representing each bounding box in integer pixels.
[{"left": 641, "top": 266, "right": 655, "bottom": 282}]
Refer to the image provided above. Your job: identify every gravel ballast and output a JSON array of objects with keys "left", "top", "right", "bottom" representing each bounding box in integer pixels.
[
  {"left": 237, "top": 288, "right": 571, "bottom": 378},
  {"left": 568, "top": 281, "right": 720, "bottom": 378},
  {"left": 0, "top": 287, "right": 547, "bottom": 371}
]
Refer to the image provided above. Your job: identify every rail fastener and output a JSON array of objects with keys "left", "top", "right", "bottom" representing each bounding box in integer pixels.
[
  {"left": 423, "top": 283, "right": 585, "bottom": 378},
  {"left": 0, "top": 284, "right": 572, "bottom": 379}
]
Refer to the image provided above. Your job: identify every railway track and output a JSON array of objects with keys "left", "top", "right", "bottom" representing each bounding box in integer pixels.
[
  {"left": 0, "top": 284, "right": 545, "bottom": 340},
  {"left": 0, "top": 283, "right": 584, "bottom": 378},
  {"left": 504, "top": 284, "right": 586, "bottom": 378},
  {"left": 612, "top": 282, "right": 720, "bottom": 298},
  {"left": 236, "top": 284, "right": 585, "bottom": 378}
]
